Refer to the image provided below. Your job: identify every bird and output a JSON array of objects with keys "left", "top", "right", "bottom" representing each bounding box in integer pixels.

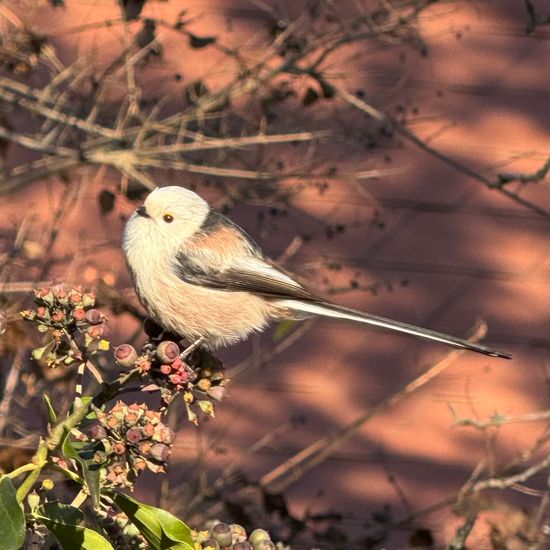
[{"left": 122, "top": 186, "right": 511, "bottom": 359}]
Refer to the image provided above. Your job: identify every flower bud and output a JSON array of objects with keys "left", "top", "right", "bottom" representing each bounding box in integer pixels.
[
  {"left": 36, "top": 287, "right": 54, "bottom": 305},
  {"left": 85, "top": 309, "right": 102, "bottom": 324},
  {"left": 136, "top": 357, "right": 151, "bottom": 372},
  {"left": 20, "top": 309, "right": 36, "bottom": 321},
  {"left": 159, "top": 427, "right": 173, "bottom": 444},
  {"left": 142, "top": 423, "right": 155, "bottom": 438},
  {"left": 125, "top": 412, "right": 139, "bottom": 426},
  {"left": 169, "top": 373, "right": 184, "bottom": 386},
  {"left": 87, "top": 325, "right": 104, "bottom": 339},
  {"left": 197, "top": 378, "right": 212, "bottom": 392},
  {"left": 114, "top": 344, "right": 138, "bottom": 367},
  {"left": 207, "top": 386, "right": 227, "bottom": 401},
  {"left": 183, "top": 391, "right": 194, "bottom": 404},
  {"left": 82, "top": 290, "right": 96, "bottom": 308},
  {"left": 89, "top": 425, "right": 107, "bottom": 440},
  {"left": 138, "top": 441, "right": 152, "bottom": 456},
  {"left": 72, "top": 307, "right": 86, "bottom": 321},
  {"left": 156, "top": 341, "right": 180, "bottom": 363},
  {"left": 51, "top": 310, "right": 66, "bottom": 323},
  {"left": 210, "top": 370, "right": 225, "bottom": 382},
  {"left": 113, "top": 442, "right": 126, "bottom": 455},
  {"left": 149, "top": 443, "right": 170, "bottom": 462},
  {"left": 69, "top": 289, "right": 83, "bottom": 304},
  {"left": 126, "top": 428, "right": 142, "bottom": 444},
  {"left": 210, "top": 523, "right": 232, "bottom": 547},
  {"left": 198, "top": 400, "right": 214, "bottom": 416},
  {"left": 160, "top": 364, "right": 172, "bottom": 375},
  {"left": 41, "top": 479, "right": 54, "bottom": 491},
  {"left": 27, "top": 492, "right": 40, "bottom": 512},
  {"left": 93, "top": 451, "right": 108, "bottom": 464},
  {"left": 36, "top": 307, "right": 48, "bottom": 319},
  {"left": 132, "top": 457, "right": 147, "bottom": 471},
  {"left": 55, "top": 288, "right": 69, "bottom": 305}
]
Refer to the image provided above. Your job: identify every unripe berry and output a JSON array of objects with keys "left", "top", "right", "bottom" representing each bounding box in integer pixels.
[
  {"left": 202, "top": 539, "right": 220, "bottom": 550},
  {"left": 233, "top": 542, "right": 252, "bottom": 550},
  {"left": 149, "top": 443, "right": 170, "bottom": 462},
  {"left": 230, "top": 524, "right": 247, "bottom": 543},
  {"left": 85, "top": 309, "right": 102, "bottom": 324},
  {"left": 248, "top": 529, "right": 271, "bottom": 545},
  {"left": 126, "top": 428, "right": 142, "bottom": 444},
  {"left": 210, "top": 523, "right": 232, "bottom": 547},
  {"left": 114, "top": 344, "right": 138, "bottom": 367},
  {"left": 89, "top": 425, "right": 107, "bottom": 439},
  {"left": 156, "top": 341, "right": 180, "bottom": 363}
]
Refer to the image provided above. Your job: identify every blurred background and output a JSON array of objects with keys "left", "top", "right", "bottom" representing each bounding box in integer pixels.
[{"left": 0, "top": 1, "right": 548, "bottom": 548}]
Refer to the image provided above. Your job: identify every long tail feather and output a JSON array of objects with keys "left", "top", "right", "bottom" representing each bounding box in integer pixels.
[{"left": 277, "top": 299, "right": 511, "bottom": 359}]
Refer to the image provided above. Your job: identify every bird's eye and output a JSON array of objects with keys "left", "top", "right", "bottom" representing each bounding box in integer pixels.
[{"left": 163, "top": 214, "right": 174, "bottom": 223}]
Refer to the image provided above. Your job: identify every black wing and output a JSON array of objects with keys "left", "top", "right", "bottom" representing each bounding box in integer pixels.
[{"left": 174, "top": 250, "right": 320, "bottom": 301}]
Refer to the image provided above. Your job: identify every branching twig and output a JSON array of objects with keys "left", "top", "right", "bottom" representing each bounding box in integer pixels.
[{"left": 260, "top": 321, "right": 489, "bottom": 492}]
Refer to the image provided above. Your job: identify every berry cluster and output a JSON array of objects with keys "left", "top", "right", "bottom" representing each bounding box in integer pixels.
[
  {"left": 96, "top": 508, "right": 147, "bottom": 550},
  {"left": 85, "top": 401, "right": 173, "bottom": 488},
  {"left": 114, "top": 339, "right": 228, "bottom": 425},
  {"left": 194, "top": 521, "right": 280, "bottom": 550},
  {"left": 20, "top": 285, "right": 108, "bottom": 368}
]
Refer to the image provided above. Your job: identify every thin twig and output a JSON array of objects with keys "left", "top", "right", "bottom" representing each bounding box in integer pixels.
[{"left": 260, "top": 322, "right": 489, "bottom": 491}]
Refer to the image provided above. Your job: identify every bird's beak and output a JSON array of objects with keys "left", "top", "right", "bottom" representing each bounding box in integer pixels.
[{"left": 136, "top": 206, "right": 150, "bottom": 218}]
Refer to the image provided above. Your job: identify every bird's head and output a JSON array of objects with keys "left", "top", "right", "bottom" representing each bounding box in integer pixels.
[{"left": 127, "top": 186, "right": 210, "bottom": 248}]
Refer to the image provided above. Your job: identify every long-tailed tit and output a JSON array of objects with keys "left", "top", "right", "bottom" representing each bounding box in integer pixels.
[{"left": 123, "top": 186, "right": 510, "bottom": 359}]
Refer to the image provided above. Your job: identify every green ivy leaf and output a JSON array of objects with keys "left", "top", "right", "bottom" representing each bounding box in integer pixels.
[
  {"left": 112, "top": 492, "right": 194, "bottom": 550},
  {"left": 61, "top": 430, "right": 101, "bottom": 507},
  {"left": 0, "top": 476, "right": 25, "bottom": 550},
  {"left": 34, "top": 502, "right": 113, "bottom": 550},
  {"left": 38, "top": 501, "right": 83, "bottom": 524},
  {"left": 32, "top": 339, "right": 56, "bottom": 360},
  {"left": 43, "top": 394, "right": 57, "bottom": 424}
]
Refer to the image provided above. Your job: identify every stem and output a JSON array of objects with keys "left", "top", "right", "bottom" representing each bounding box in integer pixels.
[
  {"left": 48, "top": 462, "right": 86, "bottom": 485},
  {"left": 70, "top": 488, "right": 89, "bottom": 508},
  {"left": 14, "top": 367, "right": 142, "bottom": 503},
  {"left": 5, "top": 463, "right": 37, "bottom": 479}
]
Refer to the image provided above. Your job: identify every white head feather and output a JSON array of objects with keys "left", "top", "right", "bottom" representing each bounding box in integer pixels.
[{"left": 125, "top": 186, "right": 209, "bottom": 248}]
